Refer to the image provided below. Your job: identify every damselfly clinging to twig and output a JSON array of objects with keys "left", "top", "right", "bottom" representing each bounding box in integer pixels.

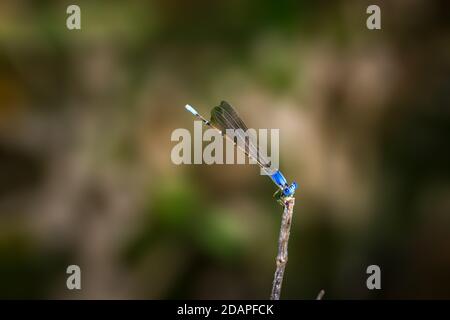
[{"left": 185, "top": 101, "right": 297, "bottom": 205}]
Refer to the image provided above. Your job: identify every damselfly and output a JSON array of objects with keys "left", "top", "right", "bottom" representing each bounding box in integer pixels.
[{"left": 185, "top": 101, "right": 297, "bottom": 205}]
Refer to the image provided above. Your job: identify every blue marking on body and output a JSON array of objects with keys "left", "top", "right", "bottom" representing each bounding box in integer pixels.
[{"left": 270, "top": 170, "right": 288, "bottom": 188}]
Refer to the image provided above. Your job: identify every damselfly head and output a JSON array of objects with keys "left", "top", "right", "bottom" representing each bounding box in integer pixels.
[
  {"left": 273, "top": 181, "right": 298, "bottom": 206},
  {"left": 283, "top": 182, "right": 298, "bottom": 197}
]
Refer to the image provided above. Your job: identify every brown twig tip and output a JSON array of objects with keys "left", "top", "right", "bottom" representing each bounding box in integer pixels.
[
  {"left": 316, "top": 289, "right": 325, "bottom": 300},
  {"left": 270, "top": 197, "right": 295, "bottom": 300}
]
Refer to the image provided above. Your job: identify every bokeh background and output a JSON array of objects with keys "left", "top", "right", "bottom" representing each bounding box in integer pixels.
[{"left": 0, "top": 0, "right": 449, "bottom": 299}]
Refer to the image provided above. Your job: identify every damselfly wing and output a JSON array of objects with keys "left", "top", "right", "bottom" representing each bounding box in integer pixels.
[{"left": 210, "top": 101, "right": 274, "bottom": 174}]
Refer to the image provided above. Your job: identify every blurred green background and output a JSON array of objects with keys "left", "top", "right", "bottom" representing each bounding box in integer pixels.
[{"left": 0, "top": 0, "right": 449, "bottom": 299}]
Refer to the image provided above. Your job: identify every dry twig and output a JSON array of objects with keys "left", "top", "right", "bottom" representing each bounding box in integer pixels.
[
  {"left": 270, "top": 197, "right": 295, "bottom": 300},
  {"left": 316, "top": 289, "right": 325, "bottom": 300}
]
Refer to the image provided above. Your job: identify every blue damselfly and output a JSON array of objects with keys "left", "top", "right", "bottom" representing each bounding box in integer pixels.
[{"left": 185, "top": 101, "right": 297, "bottom": 204}]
